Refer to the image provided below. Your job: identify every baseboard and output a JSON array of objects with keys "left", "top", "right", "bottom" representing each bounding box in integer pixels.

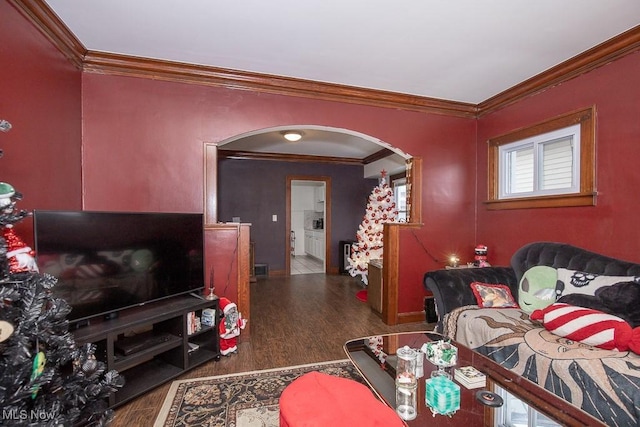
[
  {"left": 269, "top": 269, "right": 287, "bottom": 277},
  {"left": 271, "top": 267, "right": 339, "bottom": 276},
  {"left": 398, "top": 310, "right": 427, "bottom": 324}
]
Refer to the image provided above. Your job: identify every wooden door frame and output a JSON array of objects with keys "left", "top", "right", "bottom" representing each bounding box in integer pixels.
[{"left": 286, "top": 176, "right": 332, "bottom": 275}]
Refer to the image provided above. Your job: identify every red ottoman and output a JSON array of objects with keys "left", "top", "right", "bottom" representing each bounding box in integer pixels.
[{"left": 279, "top": 371, "right": 404, "bottom": 427}]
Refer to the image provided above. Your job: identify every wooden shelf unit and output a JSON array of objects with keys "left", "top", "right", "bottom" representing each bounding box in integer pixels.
[{"left": 72, "top": 295, "right": 220, "bottom": 408}]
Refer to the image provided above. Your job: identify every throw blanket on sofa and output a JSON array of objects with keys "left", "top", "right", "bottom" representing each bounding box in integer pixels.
[{"left": 444, "top": 306, "right": 640, "bottom": 427}]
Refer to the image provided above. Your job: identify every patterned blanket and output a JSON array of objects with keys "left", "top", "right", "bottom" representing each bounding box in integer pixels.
[{"left": 444, "top": 306, "right": 640, "bottom": 427}]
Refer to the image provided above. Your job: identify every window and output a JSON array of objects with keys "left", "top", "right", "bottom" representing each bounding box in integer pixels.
[
  {"left": 499, "top": 125, "right": 579, "bottom": 198},
  {"left": 487, "top": 107, "right": 596, "bottom": 210},
  {"left": 494, "top": 385, "right": 560, "bottom": 427},
  {"left": 392, "top": 178, "right": 407, "bottom": 222}
]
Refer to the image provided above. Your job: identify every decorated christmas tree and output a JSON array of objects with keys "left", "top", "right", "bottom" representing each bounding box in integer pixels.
[
  {"left": 347, "top": 171, "right": 399, "bottom": 284},
  {"left": 1, "top": 139, "right": 123, "bottom": 424}
]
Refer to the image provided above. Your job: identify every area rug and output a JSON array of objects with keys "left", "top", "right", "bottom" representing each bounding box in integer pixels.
[
  {"left": 355, "top": 289, "right": 368, "bottom": 302},
  {"left": 154, "top": 359, "right": 366, "bottom": 427}
]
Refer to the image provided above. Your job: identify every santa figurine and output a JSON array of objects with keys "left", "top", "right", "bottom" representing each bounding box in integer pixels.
[
  {"left": 473, "top": 244, "right": 491, "bottom": 267},
  {"left": 4, "top": 225, "right": 38, "bottom": 273},
  {"left": 1, "top": 182, "right": 38, "bottom": 274},
  {"left": 218, "top": 297, "right": 246, "bottom": 356}
]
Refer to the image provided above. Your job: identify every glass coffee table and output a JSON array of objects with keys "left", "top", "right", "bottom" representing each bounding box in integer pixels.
[{"left": 344, "top": 331, "right": 604, "bottom": 426}]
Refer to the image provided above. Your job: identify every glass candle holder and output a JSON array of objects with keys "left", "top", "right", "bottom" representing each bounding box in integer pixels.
[{"left": 395, "top": 346, "right": 418, "bottom": 420}]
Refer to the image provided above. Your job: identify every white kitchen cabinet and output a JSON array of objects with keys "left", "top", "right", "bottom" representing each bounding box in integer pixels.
[
  {"left": 314, "top": 186, "right": 325, "bottom": 212},
  {"left": 304, "top": 231, "right": 313, "bottom": 256},
  {"left": 304, "top": 230, "right": 325, "bottom": 261}
]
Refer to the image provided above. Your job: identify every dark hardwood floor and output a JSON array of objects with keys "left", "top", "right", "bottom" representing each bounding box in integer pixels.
[{"left": 110, "top": 273, "right": 432, "bottom": 426}]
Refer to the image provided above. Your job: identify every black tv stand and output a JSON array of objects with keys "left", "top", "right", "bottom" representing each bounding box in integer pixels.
[
  {"left": 72, "top": 319, "right": 91, "bottom": 330},
  {"left": 72, "top": 295, "right": 220, "bottom": 408},
  {"left": 189, "top": 292, "right": 205, "bottom": 300},
  {"left": 115, "top": 331, "right": 174, "bottom": 356},
  {"left": 104, "top": 311, "right": 119, "bottom": 321}
]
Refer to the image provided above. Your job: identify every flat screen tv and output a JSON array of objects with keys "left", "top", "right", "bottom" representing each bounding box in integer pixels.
[{"left": 33, "top": 210, "right": 205, "bottom": 324}]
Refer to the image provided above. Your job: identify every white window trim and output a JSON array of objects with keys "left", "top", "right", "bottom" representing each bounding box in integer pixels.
[{"left": 498, "top": 124, "right": 580, "bottom": 199}]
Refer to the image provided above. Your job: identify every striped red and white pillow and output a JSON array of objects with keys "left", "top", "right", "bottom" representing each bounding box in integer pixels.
[{"left": 530, "top": 303, "right": 640, "bottom": 353}]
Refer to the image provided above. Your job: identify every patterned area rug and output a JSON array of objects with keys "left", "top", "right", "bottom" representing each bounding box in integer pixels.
[{"left": 154, "top": 359, "right": 366, "bottom": 427}]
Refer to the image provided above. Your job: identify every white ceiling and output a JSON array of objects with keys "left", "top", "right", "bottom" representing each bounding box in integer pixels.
[
  {"left": 44, "top": 0, "right": 640, "bottom": 103},
  {"left": 41, "top": 0, "right": 640, "bottom": 176}
]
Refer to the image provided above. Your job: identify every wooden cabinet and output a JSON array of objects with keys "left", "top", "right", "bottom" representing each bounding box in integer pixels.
[
  {"left": 73, "top": 295, "right": 220, "bottom": 408},
  {"left": 367, "top": 259, "right": 383, "bottom": 315}
]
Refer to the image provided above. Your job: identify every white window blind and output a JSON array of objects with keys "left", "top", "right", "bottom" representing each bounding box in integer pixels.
[
  {"left": 499, "top": 124, "right": 579, "bottom": 199},
  {"left": 541, "top": 137, "right": 574, "bottom": 190}
]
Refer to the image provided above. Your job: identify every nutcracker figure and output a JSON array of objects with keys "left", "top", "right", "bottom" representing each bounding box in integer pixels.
[{"left": 473, "top": 244, "right": 491, "bottom": 267}]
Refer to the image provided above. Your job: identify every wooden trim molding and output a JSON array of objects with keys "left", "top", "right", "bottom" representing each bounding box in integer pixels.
[
  {"left": 218, "top": 150, "right": 364, "bottom": 166},
  {"left": 12, "top": 1, "right": 640, "bottom": 118},
  {"left": 382, "top": 223, "right": 423, "bottom": 325},
  {"left": 204, "top": 223, "right": 252, "bottom": 337},
  {"left": 382, "top": 223, "right": 400, "bottom": 325},
  {"left": 398, "top": 311, "right": 427, "bottom": 324},
  {"left": 407, "top": 157, "right": 422, "bottom": 224},
  {"left": 478, "top": 25, "right": 640, "bottom": 116},
  {"left": 81, "top": 51, "right": 477, "bottom": 117},
  {"left": 204, "top": 143, "right": 218, "bottom": 225},
  {"left": 486, "top": 106, "right": 596, "bottom": 210},
  {"left": 237, "top": 223, "right": 251, "bottom": 336},
  {"left": 9, "top": 0, "right": 86, "bottom": 69},
  {"left": 363, "top": 148, "right": 395, "bottom": 164}
]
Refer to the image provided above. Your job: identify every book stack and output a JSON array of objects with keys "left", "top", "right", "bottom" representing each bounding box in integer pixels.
[
  {"left": 187, "top": 311, "right": 202, "bottom": 335},
  {"left": 454, "top": 366, "right": 486, "bottom": 389}
]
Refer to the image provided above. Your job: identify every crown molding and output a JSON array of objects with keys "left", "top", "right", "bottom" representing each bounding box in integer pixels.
[
  {"left": 81, "top": 50, "right": 478, "bottom": 118},
  {"left": 363, "top": 148, "right": 396, "bottom": 164},
  {"left": 477, "top": 25, "right": 640, "bottom": 116},
  {"left": 10, "top": 1, "right": 640, "bottom": 118},
  {"left": 217, "top": 150, "right": 364, "bottom": 165},
  {"left": 9, "top": 0, "right": 86, "bottom": 69}
]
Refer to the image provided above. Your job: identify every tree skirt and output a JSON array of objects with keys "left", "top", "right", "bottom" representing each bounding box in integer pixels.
[
  {"left": 153, "top": 360, "right": 366, "bottom": 427},
  {"left": 356, "top": 289, "right": 368, "bottom": 302}
]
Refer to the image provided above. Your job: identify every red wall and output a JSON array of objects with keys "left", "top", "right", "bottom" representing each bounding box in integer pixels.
[
  {"left": 81, "top": 74, "right": 478, "bottom": 310},
  {"left": 3, "top": 2, "right": 473, "bottom": 316},
  {"left": 0, "top": 1, "right": 83, "bottom": 242},
  {"left": 16, "top": 2, "right": 640, "bottom": 318},
  {"left": 476, "top": 52, "right": 640, "bottom": 265}
]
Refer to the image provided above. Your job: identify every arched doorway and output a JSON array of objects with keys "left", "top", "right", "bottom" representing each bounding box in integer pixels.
[{"left": 204, "top": 126, "right": 419, "bottom": 329}]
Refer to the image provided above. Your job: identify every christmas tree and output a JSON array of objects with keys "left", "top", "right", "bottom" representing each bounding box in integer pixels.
[
  {"left": 347, "top": 171, "right": 399, "bottom": 284},
  {"left": 1, "top": 165, "right": 123, "bottom": 422}
]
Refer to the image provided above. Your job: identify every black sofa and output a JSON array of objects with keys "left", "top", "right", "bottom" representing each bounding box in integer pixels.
[
  {"left": 423, "top": 241, "right": 640, "bottom": 426},
  {"left": 424, "top": 241, "right": 640, "bottom": 332}
]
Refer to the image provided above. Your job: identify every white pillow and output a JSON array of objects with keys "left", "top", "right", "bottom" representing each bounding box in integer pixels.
[{"left": 556, "top": 268, "right": 640, "bottom": 297}]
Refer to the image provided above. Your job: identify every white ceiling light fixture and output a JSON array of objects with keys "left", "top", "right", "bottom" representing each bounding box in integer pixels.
[{"left": 282, "top": 131, "right": 303, "bottom": 142}]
